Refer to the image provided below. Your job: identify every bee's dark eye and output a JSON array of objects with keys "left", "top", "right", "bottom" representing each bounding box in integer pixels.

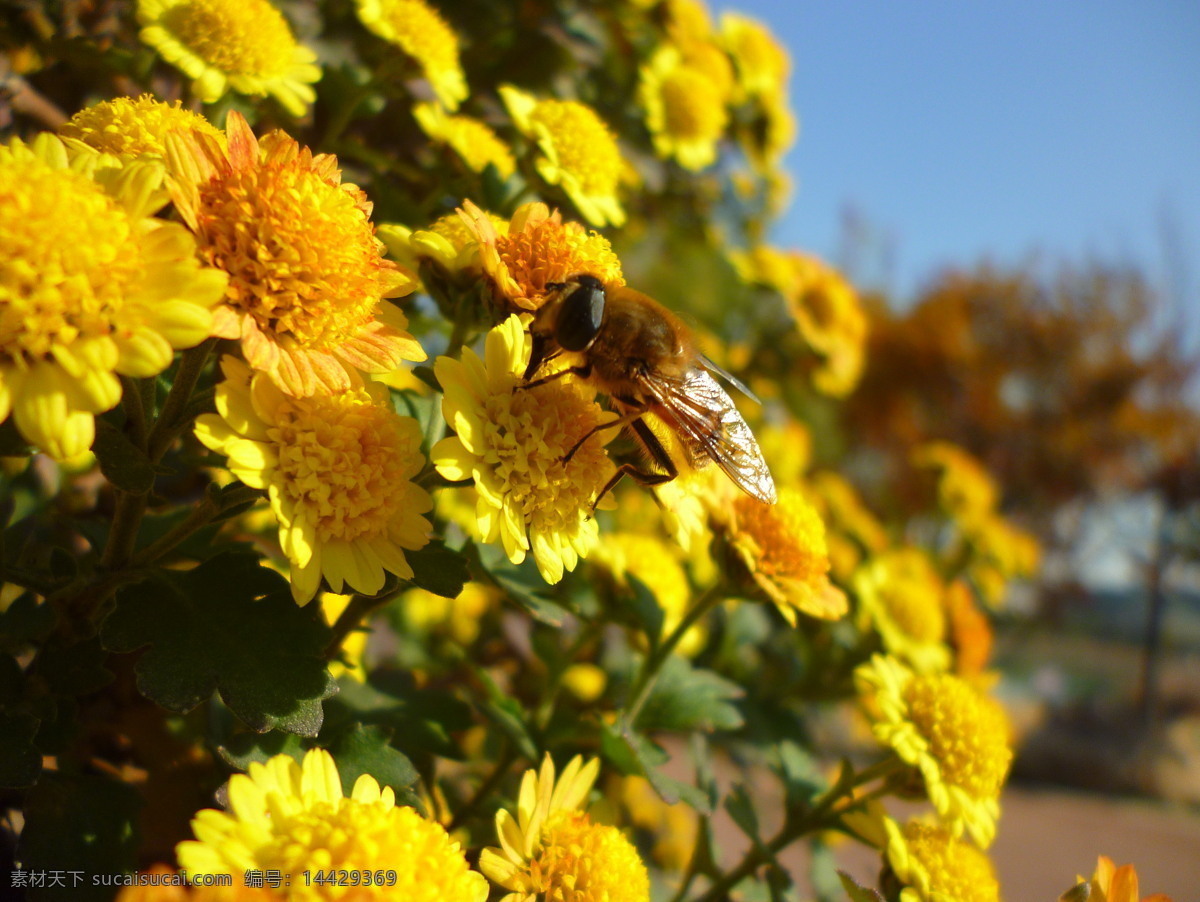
[{"left": 555, "top": 277, "right": 606, "bottom": 351}]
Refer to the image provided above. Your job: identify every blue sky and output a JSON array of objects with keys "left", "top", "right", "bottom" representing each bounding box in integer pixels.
[{"left": 716, "top": 1, "right": 1200, "bottom": 307}]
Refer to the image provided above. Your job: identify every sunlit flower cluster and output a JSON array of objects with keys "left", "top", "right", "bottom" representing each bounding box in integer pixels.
[
  {"left": 354, "top": 0, "right": 468, "bottom": 110},
  {"left": 59, "top": 94, "right": 227, "bottom": 159}
]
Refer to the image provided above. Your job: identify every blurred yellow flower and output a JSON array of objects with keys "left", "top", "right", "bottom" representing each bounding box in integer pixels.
[
  {"left": 500, "top": 87, "right": 627, "bottom": 227},
  {"left": 479, "top": 755, "right": 649, "bottom": 902},
  {"left": 561, "top": 662, "right": 608, "bottom": 703},
  {"left": 944, "top": 579, "right": 994, "bottom": 679},
  {"left": 322, "top": 593, "right": 368, "bottom": 682},
  {"left": 60, "top": 94, "right": 225, "bottom": 159},
  {"left": 177, "top": 749, "right": 487, "bottom": 901},
  {"left": 788, "top": 253, "right": 868, "bottom": 397},
  {"left": 884, "top": 816, "right": 1001, "bottom": 902},
  {"left": 638, "top": 46, "right": 728, "bottom": 171},
  {"left": 355, "top": 0, "right": 467, "bottom": 110},
  {"left": 0, "top": 134, "right": 226, "bottom": 459},
  {"left": 194, "top": 357, "right": 432, "bottom": 603},
  {"left": 808, "top": 469, "right": 889, "bottom": 581},
  {"left": 403, "top": 581, "right": 499, "bottom": 645},
  {"left": 615, "top": 774, "right": 697, "bottom": 872},
  {"left": 720, "top": 12, "right": 789, "bottom": 101},
  {"left": 854, "top": 548, "right": 951, "bottom": 674},
  {"left": 431, "top": 315, "right": 618, "bottom": 584},
  {"left": 855, "top": 654, "right": 1011, "bottom": 847},
  {"left": 414, "top": 103, "right": 515, "bottom": 178},
  {"left": 136, "top": 0, "right": 319, "bottom": 116},
  {"left": 912, "top": 441, "right": 999, "bottom": 525},
  {"left": 716, "top": 486, "right": 848, "bottom": 624},
  {"left": 1067, "top": 855, "right": 1174, "bottom": 902},
  {"left": 169, "top": 112, "right": 424, "bottom": 398},
  {"left": 460, "top": 200, "right": 624, "bottom": 314}
]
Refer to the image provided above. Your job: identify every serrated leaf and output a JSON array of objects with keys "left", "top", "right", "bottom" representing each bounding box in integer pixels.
[
  {"left": 838, "top": 872, "right": 885, "bottom": 902},
  {"left": 328, "top": 723, "right": 422, "bottom": 808},
  {"left": 598, "top": 722, "right": 710, "bottom": 812},
  {"left": 19, "top": 773, "right": 141, "bottom": 900},
  {"left": 93, "top": 420, "right": 155, "bottom": 494},
  {"left": 634, "top": 656, "right": 743, "bottom": 732},
  {"left": 0, "top": 712, "right": 41, "bottom": 787},
  {"left": 407, "top": 540, "right": 469, "bottom": 599},
  {"left": 100, "top": 552, "right": 335, "bottom": 735}
]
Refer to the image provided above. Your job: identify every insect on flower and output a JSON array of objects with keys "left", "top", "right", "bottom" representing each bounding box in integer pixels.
[{"left": 524, "top": 273, "right": 777, "bottom": 506}]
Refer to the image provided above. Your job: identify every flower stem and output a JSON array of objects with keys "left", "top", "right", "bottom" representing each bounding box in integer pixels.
[
  {"left": 147, "top": 337, "right": 216, "bottom": 462},
  {"left": 623, "top": 586, "right": 723, "bottom": 729},
  {"left": 128, "top": 484, "right": 262, "bottom": 568}
]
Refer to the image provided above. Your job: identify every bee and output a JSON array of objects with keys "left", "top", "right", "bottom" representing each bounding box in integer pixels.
[{"left": 524, "top": 273, "right": 777, "bottom": 505}]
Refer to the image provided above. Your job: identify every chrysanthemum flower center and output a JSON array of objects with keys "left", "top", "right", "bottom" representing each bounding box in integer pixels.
[
  {"left": 257, "top": 800, "right": 482, "bottom": 902},
  {"left": 481, "top": 382, "right": 610, "bottom": 526},
  {"left": 444, "top": 116, "right": 515, "bottom": 175},
  {"left": 196, "top": 152, "right": 389, "bottom": 347},
  {"left": 531, "top": 101, "right": 623, "bottom": 196},
  {"left": 661, "top": 68, "right": 726, "bottom": 140},
  {"left": 901, "top": 822, "right": 1000, "bottom": 902},
  {"left": 903, "top": 673, "right": 1011, "bottom": 799},
  {"left": 532, "top": 812, "right": 650, "bottom": 902},
  {"left": 733, "top": 490, "right": 828, "bottom": 582},
  {"left": 269, "top": 389, "right": 422, "bottom": 542},
  {"left": 495, "top": 221, "right": 623, "bottom": 309},
  {"left": 60, "top": 95, "right": 224, "bottom": 158},
  {"left": 0, "top": 160, "right": 140, "bottom": 362},
  {"left": 378, "top": 0, "right": 461, "bottom": 73},
  {"left": 163, "top": 0, "right": 296, "bottom": 77}
]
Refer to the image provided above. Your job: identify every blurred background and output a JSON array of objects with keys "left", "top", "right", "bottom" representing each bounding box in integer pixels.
[{"left": 720, "top": 0, "right": 1200, "bottom": 895}]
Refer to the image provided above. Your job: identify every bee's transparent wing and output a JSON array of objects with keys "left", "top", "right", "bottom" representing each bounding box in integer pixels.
[{"left": 645, "top": 368, "right": 777, "bottom": 504}]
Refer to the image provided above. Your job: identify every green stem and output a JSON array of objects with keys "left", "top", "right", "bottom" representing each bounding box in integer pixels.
[
  {"left": 100, "top": 491, "right": 148, "bottom": 571},
  {"left": 624, "top": 586, "right": 723, "bottom": 728},
  {"left": 128, "top": 484, "right": 261, "bottom": 568},
  {"left": 534, "top": 621, "right": 601, "bottom": 730},
  {"left": 147, "top": 338, "right": 216, "bottom": 462},
  {"left": 119, "top": 376, "right": 149, "bottom": 450},
  {"left": 447, "top": 743, "right": 518, "bottom": 833}
]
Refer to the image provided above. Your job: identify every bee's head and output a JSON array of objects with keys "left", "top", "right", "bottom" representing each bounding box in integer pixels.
[{"left": 547, "top": 273, "right": 607, "bottom": 351}]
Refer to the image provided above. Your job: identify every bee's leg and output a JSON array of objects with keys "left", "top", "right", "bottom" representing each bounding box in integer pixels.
[
  {"left": 562, "top": 407, "right": 644, "bottom": 463},
  {"left": 589, "top": 417, "right": 678, "bottom": 511},
  {"left": 518, "top": 362, "right": 592, "bottom": 391}
]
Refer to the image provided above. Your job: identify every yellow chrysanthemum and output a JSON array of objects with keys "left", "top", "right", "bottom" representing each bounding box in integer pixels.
[
  {"left": 500, "top": 87, "right": 626, "bottom": 227},
  {"left": 194, "top": 357, "right": 432, "bottom": 603},
  {"left": 787, "top": 253, "right": 867, "bottom": 397},
  {"left": 1065, "top": 855, "right": 1174, "bottom": 902},
  {"left": 354, "top": 0, "right": 467, "bottom": 110},
  {"left": 480, "top": 755, "right": 649, "bottom": 902},
  {"left": 136, "top": 0, "right": 319, "bottom": 116},
  {"left": 883, "top": 816, "right": 1001, "bottom": 902},
  {"left": 638, "top": 46, "right": 728, "bottom": 171},
  {"left": 912, "top": 441, "right": 999, "bottom": 526},
  {"left": 177, "top": 749, "right": 487, "bottom": 902},
  {"left": 460, "top": 200, "right": 624, "bottom": 315},
  {"left": 965, "top": 511, "right": 1041, "bottom": 583},
  {"left": 855, "top": 654, "right": 1012, "bottom": 847},
  {"left": 378, "top": 210, "right": 500, "bottom": 282},
  {"left": 720, "top": 12, "right": 789, "bottom": 102},
  {"left": 60, "top": 94, "right": 226, "bottom": 159},
  {"left": 855, "top": 548, "right": 951, "bottom": 674},
  {"left": 414, "top": 103, "right": 515, "bottom": 178},
  {"left": 402, "top": 581, "right": 499, "bottom": 645},
  {"left": 431, "top": 315, "right": 618, "bottom": 584},
  {"left": 169, "top": 113, "right": 424, "bottom": 398},
  {"left": 592, "top": 532, "right": 705, "bottom": 656},
  {"left": 716, "top": 485, "right": 848, "bottom": 624},
  {"left": 0, "top": 134, "right": 226, "bottom": 460},
  {"left": 808, "top": 470, "right": 888, "bottom": 553}
]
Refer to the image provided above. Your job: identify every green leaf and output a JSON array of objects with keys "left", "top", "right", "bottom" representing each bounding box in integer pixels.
[
  {"left": 624, "top": 574, "right": 664, "bottom": 649},
  {"left": 407, "top": 540, "right": 470, "bottom": 599},
  {"left": 93, "top": 420, "right": 155, "bottom": 494},
  {"left": 19, "top": 772, "right": 141, "bottom": 900},
  {"left": 329, "top": 723, "right": 422, "bottom": 808},
  {"left": 100, "top": 552, "right": 335, "bottom": 735},
  {"left": 392, "top": 387, "right": 442, "bottom": 449},
  {"left": 470, "top": 541, "right": 570, "bottom": 626},
  {"left": 838, "top": 872, "right": 885, "bottom": 902},
  {"left": 34, "top": 637, "right": 113, "bottom": 697},
  {"left": 725, "top": 782, "right": 760, "bottom": 841},
  {"left": 810, "top": 840, "right": 842, "bottom": 902},
  {"left": 776, "top": 740, "right": 826, "bottom": 807},
  {"left": 325, "top": 672, "right": 472, "bottom": 760},
  {"left": 634, "top": 656, "right": 743, "bottom": 732},
  {"left": 215, "top": 731, "right": 307, "bottom": 771},
  {"left": 473, "top": 666, "right": 538, "bottom": 760},
  {"left": 0, "top": 712, "right": 41, "bottom": 787},
  {"left": 598, "top": 722, "right": 710, "bottom": 812}
]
